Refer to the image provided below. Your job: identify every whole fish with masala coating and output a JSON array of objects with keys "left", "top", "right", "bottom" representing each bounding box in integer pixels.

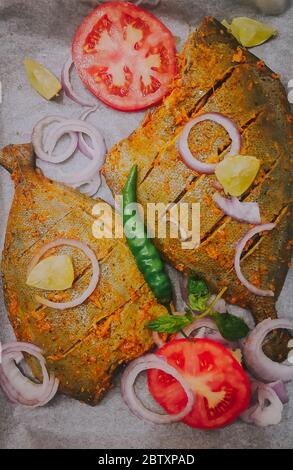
[
  {"left": 104, "top": 17, "right": 293, "bottom": 360},
  {"left": 0, "top": 144, "right": 166, "bottom": 405}
]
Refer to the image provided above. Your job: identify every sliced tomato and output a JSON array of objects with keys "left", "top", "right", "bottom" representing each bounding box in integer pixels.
[
  {"left": 72, "top": 2, "right": 177, "bottom": 111},
  {"left": 148, "top": 339, "right": 250, "bottom": 429}
]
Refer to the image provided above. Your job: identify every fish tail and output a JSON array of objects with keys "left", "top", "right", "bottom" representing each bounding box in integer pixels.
[{"left": 0, "top": 143, "right": 34, "bottom": 174}]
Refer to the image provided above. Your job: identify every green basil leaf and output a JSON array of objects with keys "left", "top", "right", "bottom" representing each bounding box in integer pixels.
[{"left": 213, "top": 312, "right": 249, "bottom": 341}]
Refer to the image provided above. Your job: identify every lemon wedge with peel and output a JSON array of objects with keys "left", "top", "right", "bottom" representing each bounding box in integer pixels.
[
  {"left": 222, "top": 17, "right": 277, "bottom": 48},
  {"left": 26, "top": 255, "right": 74, "bottom": 291},
  {"left": 215, "top": 155, "right": 260, "bottom": 197},
  {"left": 24, "top": 57, "right": 62, "bottom": 100}
]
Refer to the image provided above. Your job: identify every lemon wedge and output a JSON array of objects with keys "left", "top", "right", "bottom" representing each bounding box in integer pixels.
[
  {"left": 24, "top": 57, "right": 62, "bottom": 100},
  {"left": 26, "top": 255, "right": 74, "bottom": 291},
  {"left": 215, "top": 155, "right": 260, "bottom": 197},
  {"left": 222, "top": 17, "right": 277, "bottom": 48}
]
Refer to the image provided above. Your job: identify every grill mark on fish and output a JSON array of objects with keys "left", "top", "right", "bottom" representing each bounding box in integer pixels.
[
  {"left": 50, "top": 282, "right": 149, "bottom": 360},
  {"left": 71, "top": 245, "right": 115, "bottom": 286},
  {"left": 139, "top": 107, "right": 266, "bottom": 211},
  {"left": 17, "top": 201, "right": 81, "bottom": 260},
  {"left": 139, "top": 66, "right": 237, "bottom": 186},
  {"left": 156, "top": 109, "right": 265, "bottom": 222},
  {"left": 239, "top": 206, "right": 289, "bottom": 264},
  {"left": 215, "top": 111, "right": 261, "bottom": 156},
  {"left": 198, "top": 159, "right": 280, "bottom": 246},
  {"left": 187, "top": 161, "right": 283, "bottom": 268}
]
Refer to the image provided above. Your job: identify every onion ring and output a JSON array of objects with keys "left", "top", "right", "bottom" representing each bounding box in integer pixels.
[
  {"left": 240, "top": 381, "right": 283, "bottom": 426},
  {"left": 0, "top": 342, "right": 59, "bottom": 407},
  {"left": 32, "top": 116, "right": 78, "bottom": 163},
  {"left": 27, "top": 239, "right": 100, "bottom": 310},
  {"left": 121, "top": 354, "right": 194, "bottom": 424},
  {"left": 44, "top": 120, "right": 105, "bottom": 179},
  {"left": 61, "top": 56, "right": 95, "bottom": 107},
  {"left": 178, "top": 112, "right": 241, "bottom": 174},
  {"left": 213, "top": 193, "right": 261, "bottom": 225},
  {"left": 234, "top": 223, "right": 276, "bottom": 297},
  {"left": 175, "top": 318, "right": 238, "bottom": 349},
  {"left": 243, "top": 318, "right": 293, "bottom": 382}
]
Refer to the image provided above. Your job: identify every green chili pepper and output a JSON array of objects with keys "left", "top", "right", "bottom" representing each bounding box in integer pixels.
[{"left": 122, "top": 165, "right": 173, "bottom": 306}]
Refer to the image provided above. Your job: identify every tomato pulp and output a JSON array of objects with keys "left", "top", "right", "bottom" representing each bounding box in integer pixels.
[
  {"left": 148, "top": 339, "right": 250, "bottom": 429},
  {"left": 72, "top": 2, "right": 177, "bottom": 111}
]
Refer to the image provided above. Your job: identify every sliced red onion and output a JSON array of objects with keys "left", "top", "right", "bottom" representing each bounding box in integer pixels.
[
  {"left": 61, "top": 56, "right": 95, "bottom": 107},
  {"left": 0, "top": 342, "right": 59, "bottom": 407},
  {"left": 226, "top": 304, "right": 255, "bottom": 330},
  {"left": 165, "top": 264, "right": 187, "bottom": 312},
  {"left": 243, "top": 318, "right": 293, "bottom": 382},
  {"left": 234, "top": 223, "right": 276, "bottom": 297},
  {"left": 208, "top": 295, "right": 227, "bottom": 314},
  {"left": 179, "top": 275, "right": 189, "bottom": 307},
  {"left": 78, "top": 106, "right": 100, "bottom": 160},
  {"left": 32, "top": 116, "right": 78, "bottom": 164},
  {"left": 212, "top": 179, "right": 223, "bottom": 191},
  {"left": 213, "top": 193, "right": 261, "bottom": 225},
  {"left": 240, "top": 382, "right": 283, "bottom": 426},
  {"left": 44, "top": 120, "right": 105, "bottom": 178},
  {"left": 269, "top": 380, "right": 289, "bottom": 404},
  {"left": 27, "top": 239, "right": 100, "bottom": 310},
  {"left": 72, "top": 173, "right": 102, "bottom": 197},
  {"left": 178, "top": 112, "right": 241, "bottom": 174},
  {"left": 121, "top": 354, "right": 194, "bottom": 424},
  {"left": 193, "top": 327, "right": 207, "bottom": 339},
  {"left": 95, "top": 175, "right": 115, "bottom": 206},
  {"left": 175, "top": 318, "right": 238, "bottom": 349}
]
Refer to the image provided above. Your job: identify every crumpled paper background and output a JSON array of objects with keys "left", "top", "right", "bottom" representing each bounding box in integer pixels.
[{"left": 0, "top": 0, "right": 293, "bottom": 449}]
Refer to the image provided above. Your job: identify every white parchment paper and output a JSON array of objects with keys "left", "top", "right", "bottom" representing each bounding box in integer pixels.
[{"left": 0, "top": 0, "right": 293, "bottom": 449}]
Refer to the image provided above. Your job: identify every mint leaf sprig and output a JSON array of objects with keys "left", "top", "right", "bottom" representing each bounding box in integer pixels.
[
  {"left": 149, "top": 274, "right": 249, "bottom": 342},
  {"left": 148, "top": 311, "right": 193, "bottom": 334}
]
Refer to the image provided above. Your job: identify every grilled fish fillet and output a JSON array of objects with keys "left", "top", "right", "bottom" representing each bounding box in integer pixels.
[
  {"left": 104, "top": 17, "right": 293, "bottom": 359},
  {"left": 0, "top": 144, "right": 165, "bottom": 405}
]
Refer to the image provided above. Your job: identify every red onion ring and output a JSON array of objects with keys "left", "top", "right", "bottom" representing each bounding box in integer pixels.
[
  {"left": 0, "top": 342, "right": 59, "bottom": 407},
  {"left": 175, "top": 318, "right": 238, "bottom": 349},
  {"left": 243, "top": 318, "right": 293, "bottom": 382},
  {"left": 44, "top": 120, "right": 105, "bottom": 178},
  {"left": 240, "top": 381, "right": 283, "bottom": 426},
  {"left": 32, "top": 116, "right": 78, "bottom": 163},
  {"left": 121, "top": 354, "right": 194, "bottom": 424},
  {"left": 178, "top": 112, "right": 241, "bottom": 174},
  {"left": 213, "top": 193, "right": 261, "bottom": 225},
  {"left": 207, "top": 295, "right": 227, "bottom": 314},
  {"left": 61, "top": 56, "right": 95, "bottom": 107},
  {"left": 78, "top": 106, "right": 101, "bottom": 160},
  {"left": 212, "top": 179, "right": 223, "bottom": 191},
  {"left": 27, "top": 239, "right": 100, "bottom": 310},
  {"left": 234, "top": 223, "right": 276, "bottom": 297},
  {"left": 72, "top": 173, "right": 102, "bottom": 197},
  {"left": 269, "top": 380, "right": 289, "bottom": 404},
  {"left": 165, "top": 264, "right": 187, "bottom": 312}
]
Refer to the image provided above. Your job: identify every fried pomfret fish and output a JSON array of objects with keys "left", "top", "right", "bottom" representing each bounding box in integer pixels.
[
  {"left": 0, "top": 144, "right": 165, "bottom": 404},
  {"left": 104, "top": 17, "right": 293, "bottom": 360}
]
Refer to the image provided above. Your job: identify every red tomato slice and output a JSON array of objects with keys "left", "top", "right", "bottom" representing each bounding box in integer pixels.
[
  {"left": 148, "top": 339, "right": 250, "bottom": 429},
  {"left": 72, "top": 2, "right": 177, "bottom": 111}
]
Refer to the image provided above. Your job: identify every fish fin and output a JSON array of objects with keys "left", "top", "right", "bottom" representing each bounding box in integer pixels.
[{"left": 0, "top": 143, "right": 34, "bottom": 174}]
